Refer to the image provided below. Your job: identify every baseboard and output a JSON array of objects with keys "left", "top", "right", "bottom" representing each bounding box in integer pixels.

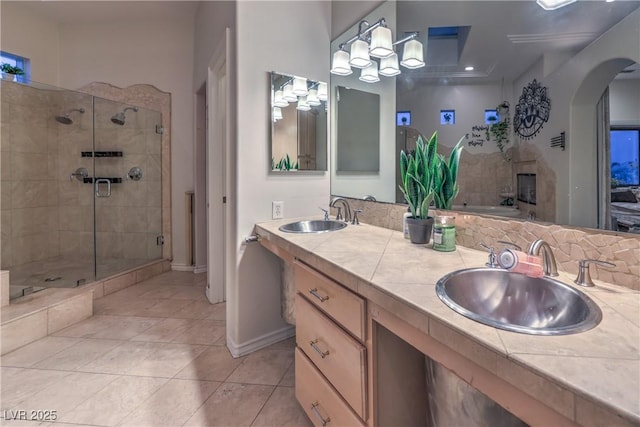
[
  {"left": 226, "top": 325, "right": 295, "bottom": 358},
  {"left": 193, "top": 265, "right": 207, "bottom": 274},
  {"left": 171, "top": 263, "right": 195, "bottom": 272}
]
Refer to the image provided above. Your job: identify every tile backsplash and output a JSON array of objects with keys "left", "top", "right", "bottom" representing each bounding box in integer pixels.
[{"left": 337, "top": 197, "right": 640, "bottom": 290}]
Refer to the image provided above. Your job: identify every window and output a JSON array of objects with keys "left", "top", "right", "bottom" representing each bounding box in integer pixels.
[
  {"left": 611, "top": 128, "right": 640, "bottom": 187},
  {"left": 485, "top": 109, "right": 499, "bottom": 124},
  {"left": 0, "top": 51, "right": 29, "bottom": 83},
  {"left": 440, "top": 110, "right": 455, "bottom": 125}
]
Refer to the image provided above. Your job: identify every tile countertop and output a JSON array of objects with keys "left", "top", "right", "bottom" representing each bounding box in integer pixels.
[{"left": 255, "top": 218, "right": 640, "bottom": 426}]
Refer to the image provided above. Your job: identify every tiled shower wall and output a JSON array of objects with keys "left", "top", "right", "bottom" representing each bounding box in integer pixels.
[{"left": 0, "top": 81, "right": 162, "bottom": 272}]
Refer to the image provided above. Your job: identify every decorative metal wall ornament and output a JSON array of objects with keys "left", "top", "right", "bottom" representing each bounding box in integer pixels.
[{"left": 514, "top": 79, "right": 551, "bottom": 139}]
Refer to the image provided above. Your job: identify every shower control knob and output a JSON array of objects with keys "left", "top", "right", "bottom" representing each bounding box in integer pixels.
[{"left": 127, "top": 166, "right": 143, "bottom": 181}]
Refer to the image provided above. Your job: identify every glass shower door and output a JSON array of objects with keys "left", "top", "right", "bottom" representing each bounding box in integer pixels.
[{"left": 93, "top": 97, "right": 163, "bottom": 281}]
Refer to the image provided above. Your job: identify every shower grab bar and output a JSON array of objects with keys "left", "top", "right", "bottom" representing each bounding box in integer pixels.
[{"left": 95, "top": 178, "right": 111, "bottom": 197}]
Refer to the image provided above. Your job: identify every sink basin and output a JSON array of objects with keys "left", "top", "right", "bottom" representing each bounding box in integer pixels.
[
  {"left": 279, "top": 220, "right": 347, "bottom": 233},
  {"left": 435, "top": 268, "right": 602, "bottom": 335}
]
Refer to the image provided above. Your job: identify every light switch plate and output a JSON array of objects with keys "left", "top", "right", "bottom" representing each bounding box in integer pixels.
[{"left": 272, "top": 201, "right": 284, "bottom": 219}]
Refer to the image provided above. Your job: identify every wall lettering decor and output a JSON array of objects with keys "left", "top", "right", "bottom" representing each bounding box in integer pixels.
[{"left": 514, "top": 79, "right": 551, "bottom": 139}]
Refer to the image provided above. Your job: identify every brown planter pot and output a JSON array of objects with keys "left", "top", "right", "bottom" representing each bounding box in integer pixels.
[{"left": 406, "top": 216, "right": 434, "bottom": 244}]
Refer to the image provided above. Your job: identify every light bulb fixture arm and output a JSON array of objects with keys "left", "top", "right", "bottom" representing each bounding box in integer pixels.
[
  {"left": 392, "top": 32, "right": 418, "bottom": 47},
  {"left": 338, "top": 18, "right": 387, "bottom": 51}
]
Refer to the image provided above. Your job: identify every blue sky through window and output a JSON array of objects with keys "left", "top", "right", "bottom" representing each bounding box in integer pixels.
[{"left": 611, "top": 129, "right": 640, "bottom": 186}]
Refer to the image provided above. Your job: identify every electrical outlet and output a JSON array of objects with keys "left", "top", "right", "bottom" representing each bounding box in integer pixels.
[{"left": 272, "top": 201, "right": 284, "bottom": 219}]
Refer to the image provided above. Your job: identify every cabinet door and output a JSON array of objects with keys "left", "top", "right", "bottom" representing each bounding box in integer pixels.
[
  {"left": 295, "top": 348, "right": 366, "bottom": 427},
  {"left": 294, "top": 260, "right": 366, "bottom": 341},
  {"left": 296, "top": 294, "right": 367, "bottom": 419}
]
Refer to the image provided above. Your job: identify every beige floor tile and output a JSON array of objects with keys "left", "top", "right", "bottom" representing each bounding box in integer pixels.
[
  {"left": 269, "top": 336, "right": 296, "bottom": 350},
  {"left": 251, "top": 386, "right": 312, "bottom": 427},
  {"left": 93, "top": 296, "right": 161, "bottom": 316},
  {"left": 118, "top": 379, "right": 220, "bottom": 426},
  {"left": 78, "top": 341, "right": 162, "bottom": 375},
  {"left": 175, "top": 346, "right": 244, "bottom": 382},
  {"left": 168, "top": 285, "right": 208, "bottom": 300},
  {"left": 125, "top": 342, "right": 208, "bottom": 378},
  {"left": 130, "top": 318, "right": 192, "bottom": 343},
  {"left": 183, "top": 382, "right": 274, "bottom": 427},
  {"left": 0, "top": 336, "right": 81, "bottom": 367},
  {"left": 0, "top": 367, "right": 70, "bottom": 408},
  {"left": 84, "top": 316, "right": 161, "bottom": 340},
  {"left": 136, "top": 285, "right": 180, "bottom": 299},
  {"left": 226, "top": 348, "right": 294, "bottom": 386},
  {"left": 140, "top": 298, "right": 193, "bottom": 318},
  {"left": 279, "top": 362, "right": 295, "bottom": 387},
  {"left": 59, "top": 375, "right": 168, "bottom": 426},
  {"left": 33, "top": 338, "right": 124, "bottom": 371},
  {"left": 170, "top": 319, "right": 226, "bottom": 345},
  {"left": 0, "top": 419, "right": 47, "bottom": 426},
  {"left": 11, "top": 372, "right": 118, "bottom": 416},
  {"left": 172, "top": 300, "right": 225, "bottom": 320}
]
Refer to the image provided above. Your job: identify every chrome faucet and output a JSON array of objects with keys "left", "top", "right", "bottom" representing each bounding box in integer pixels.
[
  {"left": 330, "top": 197, "right": 352, "bottom": 222},
  {"left": 527, "top": 239, "right": 559, "bottom": 277}
]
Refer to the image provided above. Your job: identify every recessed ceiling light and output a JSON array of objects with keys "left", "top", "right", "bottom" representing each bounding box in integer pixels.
[
  {"left": 606, "top": 0, "right": 615, "bottom": 3},
  {"left": 465, "top": 66, "right": 474, "bottom": 71}
]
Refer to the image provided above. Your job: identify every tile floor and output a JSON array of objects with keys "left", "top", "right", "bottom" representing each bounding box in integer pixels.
[{"left": 1, "top": 271, "right": 312, "bottom": 427}]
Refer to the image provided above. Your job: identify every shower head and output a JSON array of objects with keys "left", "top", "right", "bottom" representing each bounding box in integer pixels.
[
  {"left": 55, "top": 108, "right": 85, "bottom": 125},
  {"left": 111, "top": 106, "right": 138, "bottom": 126}
]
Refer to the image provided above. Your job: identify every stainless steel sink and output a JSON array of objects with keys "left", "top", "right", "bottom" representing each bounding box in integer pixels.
[
  {"left": 278, "top": 220, "right": 347, "bottom": 233},
  {"left": 435, "top": 268, "right": 602, "bottom": 335}
]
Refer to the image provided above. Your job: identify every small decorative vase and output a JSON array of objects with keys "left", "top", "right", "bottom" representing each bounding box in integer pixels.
[{"left": 406, "top": 216, "right": 434, "bottom": 244}]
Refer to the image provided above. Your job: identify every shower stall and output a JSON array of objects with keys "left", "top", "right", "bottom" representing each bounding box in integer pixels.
[{"left": 1, "top": 80, "right": 164, "bottom": 300}]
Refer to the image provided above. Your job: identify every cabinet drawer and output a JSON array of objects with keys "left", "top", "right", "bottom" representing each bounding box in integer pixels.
[
  {"left": 296, "top": 294, "right": 367, "bottom": 419},
  {"left": 294, "top": 259, "right": 366, "bottom": 341},
  {"left": 295, "top": 348, "right": 366, "bottom": 427}
]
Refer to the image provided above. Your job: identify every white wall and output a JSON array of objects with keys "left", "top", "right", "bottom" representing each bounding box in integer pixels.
[
  {"left": 0, "top": 2, "right": 60, "bottom": 86},
  {"left": 610, "top": 79, "right": 640, "bottom": 126},
  {"left": 232, "top": 0, "right": 331, "bottom": 351}
]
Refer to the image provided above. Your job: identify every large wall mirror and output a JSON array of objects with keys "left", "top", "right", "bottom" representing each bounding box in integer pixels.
[
  {"left": 330, "top": 1, "right": 640, "bottom": 234},
  {"left": 270, "top": 71, "right": 328, "bottom": 172}
]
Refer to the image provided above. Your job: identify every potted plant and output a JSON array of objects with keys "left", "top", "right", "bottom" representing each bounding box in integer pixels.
[
  {"left": 399, "top": 133, "right": 438, "bottom": 244},
  {"left": 1, "top": 63, "right": 24, "bottom": 81},
  {"left": 433, "top": 137, "right": 464, "bottom": 210}
]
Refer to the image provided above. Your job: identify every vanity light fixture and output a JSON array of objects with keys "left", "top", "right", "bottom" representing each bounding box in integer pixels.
[
  {"left": 273, "top": 106, "right": 283, "bottom": 121},
  {"left": 317, "top": 82, "right": 328, "bottom": 101},
  {"left": 282, "top": 83, "right": 297, "bottom": 102},
  {"left": 292, "top": 77, "right": 308, "bottom": 96},
  {"left": 296, "top": 96, "right": 311, "bottom": 111},
  {"left": 273, "top": 89, "right": 288, "bottom": 107},
  {"left": 465, "top": 66, "right": 475, "bottom": 71},
  {"left": 536, "top": 0, "right": 576, "bottom": 10},
  {"left": 331, "top": 17, "right": 424, "bottom": 82},
  {"left": 307, "top": 88, "right": 322, "bottom": 106},
  {"left": 359, "top": 61, "right": 380, "bottom": 83}
]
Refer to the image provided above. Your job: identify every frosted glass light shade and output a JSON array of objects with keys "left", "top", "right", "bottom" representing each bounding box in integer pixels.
[
  {"left": 282, "top": 83, "right": 297, "bottom": 102},
  {"left": 307, "top": 89, "right": 321, "bottom": 106},
  {"left": 273, "top": 90, "right": 288, "bottom": 107},
  {"left": 292, "top": 77, "right": 308, "bottom": 96},
  {"left": 297, "top": 96, "right": 311, "bottom": 111},
  {"left": 349, "top": 39, "right": 371, "bottom": 68},
  {"left": 273, "top": 107, "right": 283, "bottom": 121},
  {"left": 536, "top": 0, "right": 576, "bottom": 10},
  {"left": 379, "top": 53, "right": 401, "bottom": 77},
  {"left": 330, "top": 50, "right": 353, "bottom": 76},
  {"left": 369, "top": 26, "right": 394, "bottom": 58},
  {"left": 400, "top": 39, "right": 425, "bottom": 69},
  {"left": 317, "top": 82, "right": 328, "bottom": 101},
  {"left": 359, "top": 62, "right": 380, "bottom": 83}
]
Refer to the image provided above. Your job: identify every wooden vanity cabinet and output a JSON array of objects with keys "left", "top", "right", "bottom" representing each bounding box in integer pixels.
[{"left": 293, "top": 259, "right": 368, "bottom": 425}]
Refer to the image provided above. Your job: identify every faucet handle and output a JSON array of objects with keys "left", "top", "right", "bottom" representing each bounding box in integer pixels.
[
  {"left": 352, "top": 209, "right": 363, "bottom": 225},
  {"left": 574, "top": 259, "right": 616, "bottom": 287},
  {"left": 498, "top": 240, "right": 522, "bottom": 251},
  {"left": 480, "top": 242, "right": 499, "bottom": 268},
  {"left": 318, "top": 207, "right": 329, "bottom": 221}
]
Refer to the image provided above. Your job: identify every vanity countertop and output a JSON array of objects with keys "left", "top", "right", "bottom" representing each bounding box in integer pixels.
[{"left": 255, "top": 218, "right": 640, "bottom": 427}]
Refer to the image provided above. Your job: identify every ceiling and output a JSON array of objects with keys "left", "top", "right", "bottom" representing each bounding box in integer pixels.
[
  {"left": 396, "top": 0, "right": 640, "bottom": 84},
  {"left": 9, "top": 1, "right": 200, "bottom": 24}
]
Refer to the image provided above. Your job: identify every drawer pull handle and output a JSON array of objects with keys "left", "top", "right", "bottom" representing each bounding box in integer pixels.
[
  {"left": 311, "top": 402, "right": 331, "bottom": 426},
  {"left": 309, "top": 288, "right": 329, "bottom": 302},
  {"left": 310, "top": 339, "right": 330, "bottom": 359}
]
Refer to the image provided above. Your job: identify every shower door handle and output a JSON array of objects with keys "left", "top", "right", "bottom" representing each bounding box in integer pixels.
[{"left": 95, "top": 178, "right": 111, "bottom": 198}]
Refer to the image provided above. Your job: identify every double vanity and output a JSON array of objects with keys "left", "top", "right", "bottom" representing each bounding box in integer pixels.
[{"left": 255, "top": 218, "right": 639, "bottom": 427}]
